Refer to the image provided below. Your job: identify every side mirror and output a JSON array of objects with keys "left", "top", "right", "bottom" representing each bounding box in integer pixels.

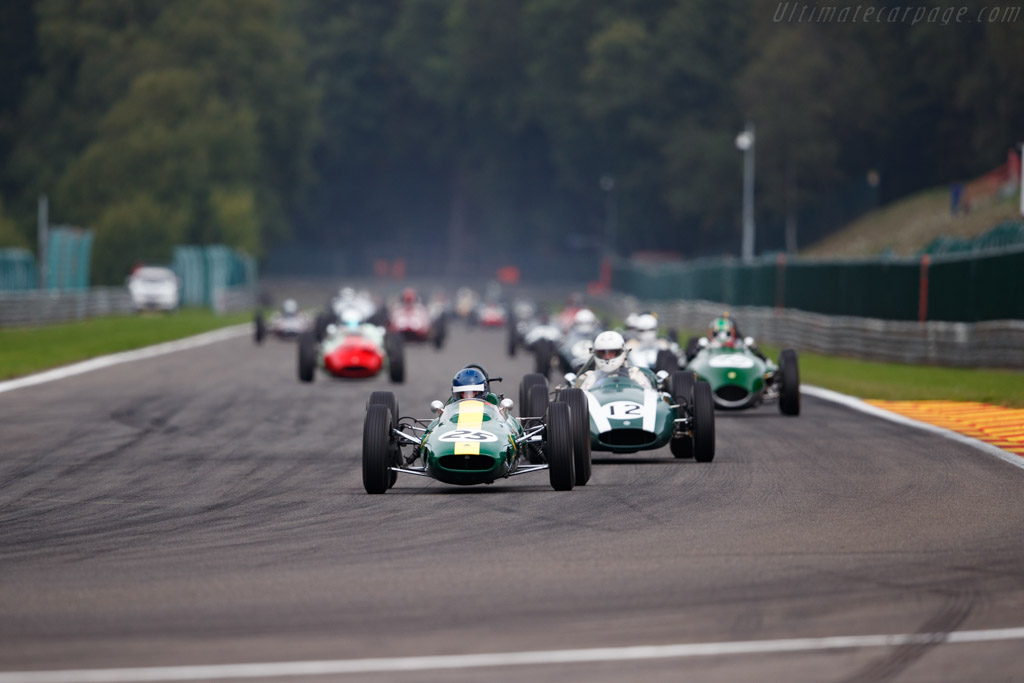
[
  {"left": 564, "top": 372, "right": 577, "bottom": 385},
  {"left": 430, "top": 400, "right": 444, "bottom": 414},
  {"left": 655, "top": 370, "right": 669, "bottom": 382},
  {"left": 744, "top": 336, "right": 755, "bottom": 347},
  {"left": 698, "top": 337, "right": 709, "bottom": 347},
  {"left": 500, "top": 398, "right": 514, "bottom": 414}
]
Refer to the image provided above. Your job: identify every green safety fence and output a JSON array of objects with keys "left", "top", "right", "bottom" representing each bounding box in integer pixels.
[
  {"left": 612, "top": 246, "right": 1024, "bottom": 323},
  {"left": 45, "top": 226, "right": 93, "bottom": 290},
  {"left": 922, "top": 220, "right": 1024, "bottom": 254},
  {"left": 0, "top": 248, "right": 37, "bottom": 291},
  {"left": 173, "top": 244, "right": 257, "bottom": 307}
]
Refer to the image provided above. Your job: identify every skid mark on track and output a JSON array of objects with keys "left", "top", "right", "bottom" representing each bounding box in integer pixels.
[
  {"left": 865, "top": 400, "right": 1024, "bottom": 457},
  {"left": 841, "top": 586, "right": 976, "bottom": 682}
]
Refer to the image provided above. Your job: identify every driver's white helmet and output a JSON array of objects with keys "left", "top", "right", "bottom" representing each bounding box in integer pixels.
[
  {"left": 340, "top": 308, "right": 362, "bottom": 328},
  {"left": 593, "top": 330, "right": 626, "bottom": 373},
  {"left": 574, "top": 308, "right": 598, "bottom": 329},
  {"left": 282, "top": 298, "right": 298, "bottom": 316},
  {"left": 635, "top": 313, "right": 657, "bottom": 342}
]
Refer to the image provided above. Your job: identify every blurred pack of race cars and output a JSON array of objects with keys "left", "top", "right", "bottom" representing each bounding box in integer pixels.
[{"left": 252, "top": 284, "right": 800, "bottom": 494}]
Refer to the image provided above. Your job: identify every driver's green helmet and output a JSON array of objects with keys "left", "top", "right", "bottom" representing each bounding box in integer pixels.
[{"left": 708, "top": 315, "right": 736, "bottom": 342}]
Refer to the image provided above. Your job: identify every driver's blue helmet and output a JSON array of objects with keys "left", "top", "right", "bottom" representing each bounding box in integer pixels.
[{"left": 452, "top": 367, "right": 488, "bottom": 400}]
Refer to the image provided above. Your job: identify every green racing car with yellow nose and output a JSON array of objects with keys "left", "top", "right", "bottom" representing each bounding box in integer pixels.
[{"left": 361, "top": 365, "right": 591, "bottom": 493}]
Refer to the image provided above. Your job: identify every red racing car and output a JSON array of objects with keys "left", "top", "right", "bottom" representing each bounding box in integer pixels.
[{"left": 299, "top": 319, "right": 404, "bottom": 383}]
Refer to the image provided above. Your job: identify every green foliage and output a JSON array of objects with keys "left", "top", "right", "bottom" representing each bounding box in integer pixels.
[
  {"left": 1, "top": 0, "right": 1022, "bottom": 273},
  {"left": 2, "top": 0, "right": 315, "bottom": 282},
  {"left": 0, "top": 199, "right": 28, "bottom": 248},
  {"left": 92, "top": 193, "right": 188, "bottom": 283}
]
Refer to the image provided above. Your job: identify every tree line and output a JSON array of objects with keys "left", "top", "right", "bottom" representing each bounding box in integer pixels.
[{"left": 1, "top": 0, "right": 1021, "bottom": 282}]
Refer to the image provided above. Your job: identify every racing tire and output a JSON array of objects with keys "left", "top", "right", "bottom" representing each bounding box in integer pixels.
[
  {"left": 254, "top": 312, "right": 265, "bottom": 344},
  {"left": 655, "top": 349, "right": 678, "bottom": 375},
  {"left": 387, "top": 333, "right": 405, "bottom": 383},
  {"left": 684, "top": 336, "right": 702, "bottom": 363},
  {"left": 298, "top": 331, "right": 316, "bottom": 383},
  {"left": 545, "top": 401, "right": 575, "bottom": 491},
  {"left": 560, "top": 388, "right": 591, "bottom": 486},
  {"left": 526, "top": 384, "right": 550, "bottom": 463},
  {"left": 314, "top": 312, "right": 332, "bottom": 342},
  {"left": 363, "top": 404, "right": 395, "bottom": 494},
  {"left": 527, "top": 384, "right": 549, "bottom": 421},
  {"left": 368, "top": 391, "right": 400, "bottom": 487},
  {"left": 670, "top": 371, "right": 697, "bottom": 459},
  {"left": 692, "top": 382, "right": 716, "bottom": 462},
  {"left": 432, "top": 316, "right": 446, "bottom": 351},
  {"left": 368, "top": 391, "right": 400, "bottom": 430},
  {"left": 670, "top": 371, "right": 696, "bottom": 410},
  {"left": 778, "top": 349, "right": 801, "bottom": 416},
  {"left": 518, "top": 373, "right": 548, "bottom": 418},
  {"left": 534, "top": 339, "right": 554, "bottom": 377}
]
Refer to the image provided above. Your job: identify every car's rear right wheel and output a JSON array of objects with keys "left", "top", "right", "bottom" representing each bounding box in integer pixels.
[
  {"left": 534, "top": 339, "right": 554, "bottom": 376},
  {"left": 778, "top": 349, "right": 801, "bottom": 416},
  {"left": 692, "top": 382, "right": 716, "bottom": 462},
  {"left": 545, "top": 402, "right": 575, "bottom": 491},
  {"left": 387, "top": 333, "right": 405, "bottom": 383},
  {"left": 363, "top": 405, "right": 394, "bottom": 494},
  {"left": 560, "top": 388, "right": 591, "bottom": 485},
  {"left": 254, "top": 312, "right": 265, "bottom": 344},
  {"left": 519, "top": 373, "right": 548, "bottom": 418},
  {"left": 298, "top": 332, "right": 316, "bottom": 383},
  {"left": 368, "top": 392, "right": 400, "bottom": 487}
]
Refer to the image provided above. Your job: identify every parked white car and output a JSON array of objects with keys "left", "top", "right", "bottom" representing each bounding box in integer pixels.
[{"left": 127, "top": 266, "right": 179, "bottom": 312}]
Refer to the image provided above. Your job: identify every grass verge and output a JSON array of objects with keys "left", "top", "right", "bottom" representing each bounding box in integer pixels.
[
  {"left": 758, "top": 343, "right": 1024, "bottom": 408},
  {"left": 0, "top": 309, "right": 250, "bottom": 381}
]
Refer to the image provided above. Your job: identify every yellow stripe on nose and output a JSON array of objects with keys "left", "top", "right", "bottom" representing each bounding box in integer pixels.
[{"left": 455, "top": 399, "right": 485, "bottom": 455}]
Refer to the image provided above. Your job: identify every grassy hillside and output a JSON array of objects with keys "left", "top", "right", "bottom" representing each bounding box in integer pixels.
[{"left": 802, "top": 187, "right": 1020, "bottom": 257}]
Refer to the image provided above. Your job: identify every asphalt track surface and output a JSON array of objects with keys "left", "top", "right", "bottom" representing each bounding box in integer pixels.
[{"left": 2, "top": 325, "right": 1023, "bottom": 682}]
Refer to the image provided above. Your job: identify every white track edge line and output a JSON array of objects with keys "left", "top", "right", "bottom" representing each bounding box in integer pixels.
[
  {"left": 802, "top": 384, "right": 1024, "bottom": 472},
  {"left": 0, "top": 324, "right": 250, "bottom": 395},
  {"left": 0, "top": 627, "right": 1022, "bottom": 682}
]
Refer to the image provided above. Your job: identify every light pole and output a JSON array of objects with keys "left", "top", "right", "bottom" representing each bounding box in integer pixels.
[
  {"left": 736, "top": 122, "right": 756, "bottom": 263},
  {"left": 600, "top": 174, "right": 617, "bottom": 259}
]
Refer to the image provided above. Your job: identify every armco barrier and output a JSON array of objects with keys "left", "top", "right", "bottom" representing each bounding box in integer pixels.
[
  {"left": 612, "top": 296, "right": 1024, "bottom": 368},
  {"left": 0, "top": 285, "right": 254, "bottom": 326},
  {"left": 0, "top": 288, "right": 134, "bottom": 325},
  {"left": 612, "top": 245, "right": 1024, "bottom": 323}
]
